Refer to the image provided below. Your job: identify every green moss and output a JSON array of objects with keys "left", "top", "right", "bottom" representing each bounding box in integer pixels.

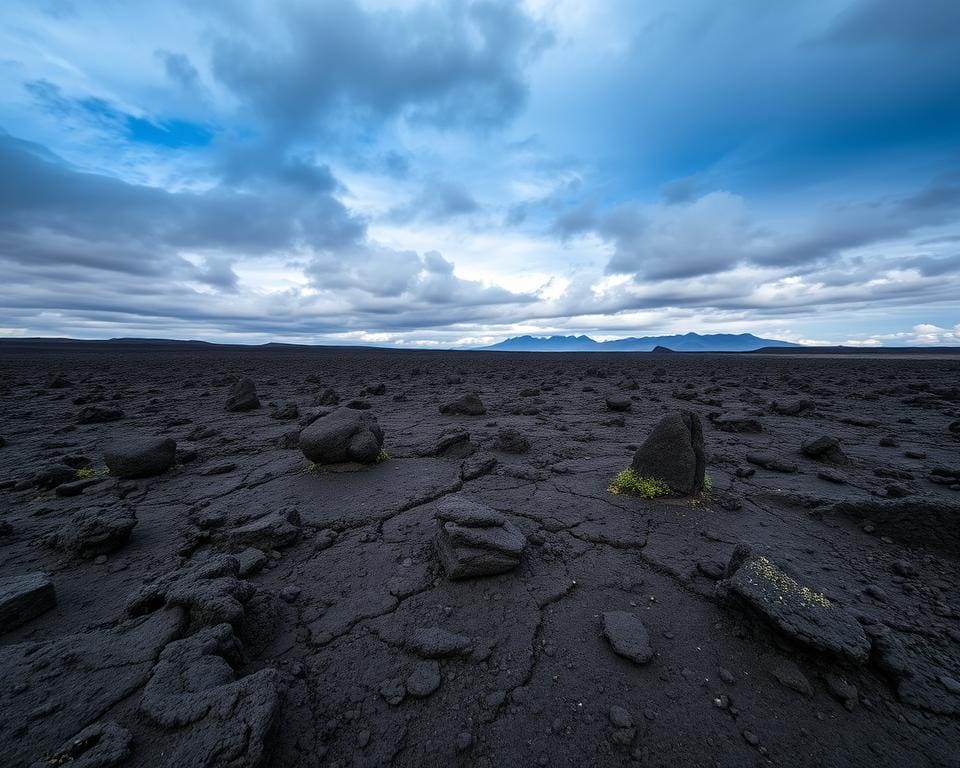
[
  {"left": 701, "top": 473, "right": 712, "bottom": 496},
  {"left": 304, "top": 461, "right": 320, "bottom": 474},
  {"left": 608, "top": 468, "right": 672, "bottom": 499},
  {"left": 75, "top": 467, "right": 108, "bottom": 480},
  {"left": 375, "top": 450, "right": 391, "bottom": 463}
]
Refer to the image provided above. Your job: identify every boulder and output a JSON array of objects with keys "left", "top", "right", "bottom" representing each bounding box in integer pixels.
[
  {"left": 0, "top": 573, "right": 56, "bottom": 633},
  {"left": 493, "top": 428, "right": 530, "bottom": 454},
  {"left": 224, "top": 378, "right": 260, "bottom": 412},
  {"left": 299, "top": 408, "right": 384, "bottom": 464},
  {"left": 630, "top": 411, "right": 705, "bottom": 496},
  {"left": 225, "top": 508, "right": 302, "bottom": 551},
  {"left": 801, "top": 436, "right": 849, "bottom": 465},
  {"left": 605, "top": 395, "right": 632, "bottom": 412},
  {"left": 772, "top": 399, "right": 816, "bottom": 416},
  {"left": 439, "top": 393, "right": 486, "bottom": 416},
  {"left": 434, "top": 496, "right": 525, "bottom": 579},
  {"left": 103, "top": 436, "right": 176, "bottom": 478}
]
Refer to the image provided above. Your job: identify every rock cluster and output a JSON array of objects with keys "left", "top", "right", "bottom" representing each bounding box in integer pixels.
[{"left": 434, "top": 496, "right": 526, "bottom": 579}]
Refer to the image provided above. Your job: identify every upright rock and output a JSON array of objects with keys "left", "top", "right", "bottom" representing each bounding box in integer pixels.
[
  {"left": 630, "top": 411, "right": 705, "bottom": 496},
  {"left": 225, "top": 378, "right": 260, "bottom": 412},
  {"left": 299, "top": 407, "right": 384, "bottom": 464}
]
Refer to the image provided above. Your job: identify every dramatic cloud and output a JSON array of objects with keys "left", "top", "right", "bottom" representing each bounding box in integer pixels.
[{"left": 0, "top": 0, "right": 957, "bottom": 345}]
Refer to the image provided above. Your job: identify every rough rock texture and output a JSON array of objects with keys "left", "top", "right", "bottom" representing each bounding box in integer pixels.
[
  {"left": 0, "top": 572, "right": 56, "bottom": 632},
  {"left": 140, "top": 623, "right": 280, "bottom": 768},
  {"left": 29, "top": 721, "right": 132, "bottom": 768},
  {"left": 45, "top": 504, "right": 137, "bottom": 558},
  {"left": 602, "top": 611, "right": 654, "bottom": 664},
  {"left": 439, "top": 392, "right": 486, "bottom": 416},
  {"left": 299, "top": 407, "right": 384, "bottom": 464},
  {"left": 3, "top": 342, "right": 960, "bottom": 768},
  {"left": 103, "top": 436, "right": 176, "bottom": 478},
  {"left": 717, "top": 545, "right": 870, "bottom": 663},
  {"left": 225, "top": 378, "right": 260, "bottom": 412},
  {"left": 631, "top": 410, "right": 705, "bottom": 496},
  {"left": 434, "top": 496, "right": 525, "bottom": 578}
]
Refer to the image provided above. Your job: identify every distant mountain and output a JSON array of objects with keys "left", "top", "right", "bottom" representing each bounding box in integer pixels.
[{"left": 481, "top": 332, "right": 801, "bottom": 352}]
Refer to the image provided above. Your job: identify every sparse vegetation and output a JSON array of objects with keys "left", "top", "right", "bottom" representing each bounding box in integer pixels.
[
  {"left": 376, "top": 449, "right": 391, "bottom": 463},
  {"left": 608, "top": 468, "right": 672, "bottom": 499},
  {"left": 75, "top": 467, "right": 107, "bottom": 480},
  {"left": 701, "top": 473, "right": 712, "bottom": 496},
  {"left": 748, "top": 555, "right": 831, "bottom": 608},
  {"left": 304, "top": 461, "right": 320, "bottom": 474}
]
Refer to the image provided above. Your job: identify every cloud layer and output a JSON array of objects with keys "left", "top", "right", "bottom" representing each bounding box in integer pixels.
[{"left": 0, "top": 0, "right": 958, "bottom": 346}]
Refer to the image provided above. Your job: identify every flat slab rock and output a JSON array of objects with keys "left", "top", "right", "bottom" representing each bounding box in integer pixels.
[
  {"left": 602, "top": 611, "right": 654, "bottom": 664},
  {"left": 717, "top": 546, "right": 870, "bottom": 663},
  {"left": 0, "top": 572, "right": 56, "bottom": 633}
]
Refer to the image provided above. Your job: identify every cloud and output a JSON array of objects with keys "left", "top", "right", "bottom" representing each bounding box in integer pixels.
[
  {"left": 388, "top": 179, "right": 480, "bottom": 223},
  {"left": 209, "top": 0, "right": 550, "bottom": 140}
]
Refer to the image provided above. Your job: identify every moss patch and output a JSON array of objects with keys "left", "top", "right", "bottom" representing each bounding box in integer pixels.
[{"left": 608, "top": 468, "right": 672, "bottom": 499}]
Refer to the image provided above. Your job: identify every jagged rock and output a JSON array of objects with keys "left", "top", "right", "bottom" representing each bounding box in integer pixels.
[
  {"left": 630, "top": 411, "right": 705, "bottom": 496},
  {"left": 0, "top": 573, "right": 56, "bottom": 633},
  {"left": 746, "top": 453, "right": 798, "bottom": 473},
  {"left": 29, "top": 721, "right": 132, "bottom": 768},
  {"left": 45, "top": 505, "right": 137, "bottom": 558},
  {"left": 434, "top": 496, "right": 525, "bottom": 579},
  {"left": 140, "top": 623, "right": 280, "bottom": 768},
  {"left": 716, "top": 545, "right": 870, "bottom": 663},
  {"left": 126, "top": 554, "right": 257, "bottom": 629},
  {"left": 237, "top": 548, "right": 269, "bottom": 577},
  {"left": 418, "top": 430, "right": 473, "bottom": 458},
  {"left": 103, "top": 436, "right": 176, "bottom": 478},
  {"left": 76, "top": 405, "right": 123, "bottom": 424},
  {"left": 602, "top": 611, "right": 654, "bottom": 664},
  {"left": 493, "top": 427, "right": 530, "bottom": 454},
  {"left": 801, "top": 435, "right": 849, "bottom": 464},
  {"left": 315, "top": 388, "right": 340, "bottom": 406},
  {"left": 299, "top": 407, "right": 384, "bottom": 464},
  {"left": 461, "top": 452, "right": 497, "bottom": 481},
  {"left": 225, "top": 378, "right": 260, "bottom": 412},
  {"left": 439, "top": 393, "right": 486, "bottom": 416},
  {"left": 872, "top": 630, "right": 960, "bottom": 715},
  {"left": 269, "top": 401, "right": 299, "bottom": 420},
  {"left": 0, "top": 611, "right": 182, "bottom": 766},
  {"left": 226, "top": 508, "right": 301, "bottom": 551}
]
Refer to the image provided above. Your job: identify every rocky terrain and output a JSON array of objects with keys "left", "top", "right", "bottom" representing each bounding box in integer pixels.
[{"left": 1, "top": 341, "right": 959, "bottom": 768}]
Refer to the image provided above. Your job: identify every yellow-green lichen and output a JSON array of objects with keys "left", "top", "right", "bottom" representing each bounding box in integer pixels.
[
  {"left": 608, "top": 469, "right": 672, "bottom": 499},
  {"left": 376, "top": 450, "right": 391, "bottom": 463},
  {"left": 747, "top": 555, "right": 831, "bottom": 608}
]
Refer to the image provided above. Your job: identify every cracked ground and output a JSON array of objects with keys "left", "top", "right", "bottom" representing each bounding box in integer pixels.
[{"left": 1, "top": 342, "right": 959, "bottom": 767}]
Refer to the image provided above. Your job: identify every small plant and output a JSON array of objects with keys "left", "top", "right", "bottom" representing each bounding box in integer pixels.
[
  {"left": 375, "top": 449, "right": 391, "bottom": 463},
  {"left": 76, "top": 467, "right": 95, "bottom": 479},
  {"left": 701, "top": 473, "right": 712, "bottom": 495},
  {"left": 608, "top": 468, "right": 672, "bottom": 499},
  {"left": 304, "top": 461, "right": 320, "bottom": 474}
]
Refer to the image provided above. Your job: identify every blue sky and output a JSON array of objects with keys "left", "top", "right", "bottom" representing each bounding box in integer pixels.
[{"left": 1, "top": 0, "right": 959, "bottom": 346}]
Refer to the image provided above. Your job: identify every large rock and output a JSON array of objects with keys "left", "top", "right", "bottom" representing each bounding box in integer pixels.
[
  {"left": 439, "top": 393, "right": 486, "bottom": 416},
  {"left": 29, "top": 721, "right": 132, "bottom": 768},
  {"left": 801, "top": 436, "right": 849, "bottom": 465},
  {"left": 299, "top": 407, "right": 384, "bottom": 464},
  {"left": 716, "top": 545, "right": 870, "bottom": 663},
  {"left": 103, "top": 436, "right": 176, "bottom": 478},
  {"left": 630, "top": 411, "right": 705, "bottom": 496},
  {"left": 225, "top": 378, "right": 260, "bottom": 412},
  {"left": 45, "top": 505, "right": 137, "bottom": 558},
  {"left": 434, "top": 496, "right": 525, "bottom": 579},
  {"left": 140, "top": 623, "right": 280, "bottom": 768},
  {"left": 0, "top": 573, "right": 56, "bottom": 633}
]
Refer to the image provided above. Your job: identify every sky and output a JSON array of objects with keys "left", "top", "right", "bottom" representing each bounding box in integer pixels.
[{"left": 1, "top": 0, "right": 959, "bottom": 348}]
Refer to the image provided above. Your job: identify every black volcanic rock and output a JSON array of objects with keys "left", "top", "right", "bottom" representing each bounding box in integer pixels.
[
  {"left": 605, "top": 394, "right": 632, "bottom": 412},
  {"left": 224, "top": 377, "right": 260, "bottom": 411},
  {"left": 434, "top": 496, "right": 525, "bottom": 579},
  {"left": 0, "top": 572, "right": 56, "bottom": 633},
  {"left": 76, "top": 405, "right": 123, "bottom": 424},
  {"left": 801, "top": 435, "right": 849, "bottom": 464},
  {"left": 46, "top": 505, "right": 137, "bottom": 558},
  {"left": 602, "top": 611, "right": 654, "bottom": 664},
  {"left": 103, "top": 436, "right": 176, "bottom": 478},
  {"left": 299, "top": 407, "right": 384, "bottom": 464},
  {"left": 29, "top": 721, "right": 132, "bottom": 768},
  {"left": 440, "top": 392, "right": 486, "bottom": 416},
  {"left": 493, "top": 427, "right": 530, "bottom": 454},
  {"left": 630, "top": 410, "right": 705, "bottom": 496}
]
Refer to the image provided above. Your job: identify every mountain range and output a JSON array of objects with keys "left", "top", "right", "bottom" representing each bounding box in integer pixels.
[{"left": 480, "top": 332, "right": 801, "bottom": 352}]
